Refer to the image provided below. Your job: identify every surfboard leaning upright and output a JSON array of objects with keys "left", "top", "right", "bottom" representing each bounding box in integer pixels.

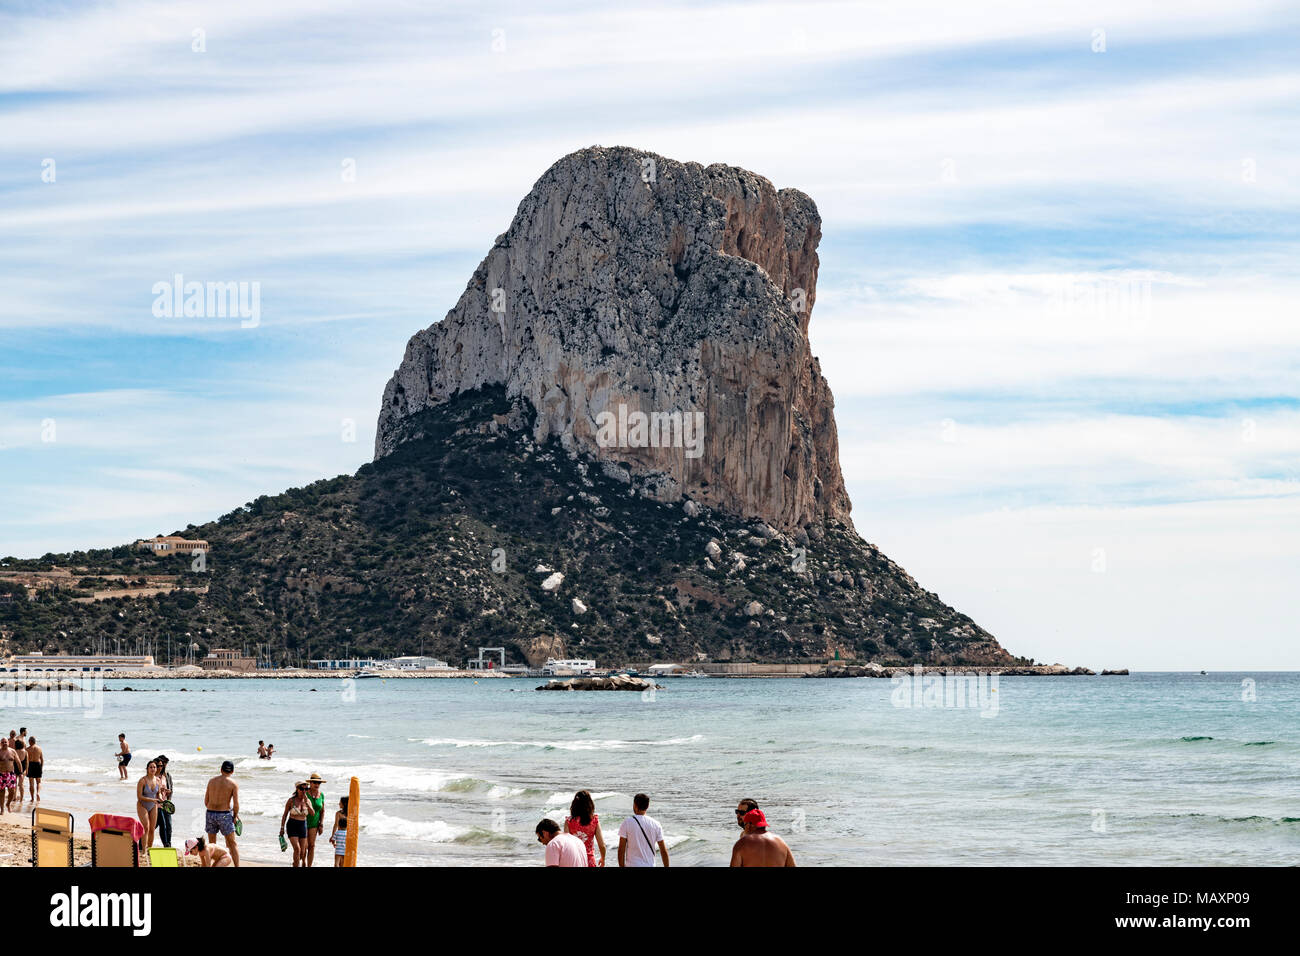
[{"left": 343, "top": 776, "right": 360, "bottom": 867}]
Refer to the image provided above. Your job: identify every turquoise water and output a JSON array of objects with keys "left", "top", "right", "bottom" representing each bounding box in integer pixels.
[{"left": 7, "top": 672, "right": 1297, "bottom": 866}]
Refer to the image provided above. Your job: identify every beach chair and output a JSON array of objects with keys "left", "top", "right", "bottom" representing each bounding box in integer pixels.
[
  {"left": 147, "top": 847, "right": 179, "bottom": 867},
  {"left": 89, "top": 812, "right": 142, "bottom": 867},
  {"left": 30, "top": 807, "right": 74, "bottom": 867}
]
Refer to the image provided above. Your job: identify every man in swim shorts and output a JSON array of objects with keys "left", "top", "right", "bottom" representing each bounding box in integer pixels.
[
  {"left": 116, "top": 733, "right": 131, "bottom": 780},
  {"left": 203, "top": 760, "right": 241, "bottom": 866},
  {"left": 0, "top": 739, "right": 19, "bottom": 814},
  {"left": 25, "top": 737, "right": 43, "bottom": 802}
]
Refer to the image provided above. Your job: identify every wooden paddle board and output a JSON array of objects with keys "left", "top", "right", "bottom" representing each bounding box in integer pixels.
[{"left": 342, "top": 775, "right": 360, "bottom": 867}]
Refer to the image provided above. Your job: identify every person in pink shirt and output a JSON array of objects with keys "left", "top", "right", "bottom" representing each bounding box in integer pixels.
[{"left": 536, "top": 818, "right": 588, "bottom": 867}]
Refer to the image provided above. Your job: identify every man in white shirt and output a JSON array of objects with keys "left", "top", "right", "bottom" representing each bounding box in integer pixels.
[
  {"left": 536, "top": 818, "right": 588, "bottom": 866},
  {"left": 617, "top": 793, "right": 670, "bottom": 867}
]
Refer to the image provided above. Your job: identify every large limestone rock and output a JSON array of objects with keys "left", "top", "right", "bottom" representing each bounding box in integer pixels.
[{"left": 375, "top": 146, "right": 851, "bottom": 532}]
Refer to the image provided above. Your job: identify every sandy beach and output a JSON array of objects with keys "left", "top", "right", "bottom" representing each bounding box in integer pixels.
[
  {"left": 1, "top": 814, "right": 268, "bottom": 868},
  {"left": 0, "top": 813, "right": 93, "bottom": 867}
]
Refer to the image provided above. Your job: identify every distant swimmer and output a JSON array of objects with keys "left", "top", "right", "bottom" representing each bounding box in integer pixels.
[
  {"left": 203, "top": 760, "right": 241, "bottom": 867},
  {"left": 257, "top": 740, "right": 268, "bottom": 759},
  {"left": 730, "top": 808, "right": 796, "bottom": 867},
  {"left": 116, "top": 733, "right": 132, "bottom": 780}
]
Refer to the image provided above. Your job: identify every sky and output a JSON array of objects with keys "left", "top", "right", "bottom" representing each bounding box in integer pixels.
[{"left": 1, "top": 0, "right": 1297, "bottom": 669}]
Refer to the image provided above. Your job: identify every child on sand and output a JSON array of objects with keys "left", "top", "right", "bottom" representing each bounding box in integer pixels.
[
  {"left": 329, "top": 796, "right": 348, "bottom": 867},
  {"left": 185, "top": 837, "right": 232, "bottom": 867}
]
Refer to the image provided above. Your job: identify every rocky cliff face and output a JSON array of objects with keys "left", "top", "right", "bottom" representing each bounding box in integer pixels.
[{"left": 376, "top": 146, "right": 851, "bottom": 532}]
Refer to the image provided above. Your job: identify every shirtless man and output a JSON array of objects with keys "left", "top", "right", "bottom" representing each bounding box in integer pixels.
[
  {"left": 0, "top": 740, "right": 19, "bottom": 814},
  {"left": 185, "top": 837, "right": 232, "bottom": 867},
  {"left": 730, "top": 807, "right": 796, "bottom": 867},
  {"left": 203, "top": 760, "right": 241, "bottom": 866},
  {"left": 25, "top": 738, "right": 43, "bottom": 802},
  {"left": 116, "top": 734, "right": 131, "bottom": 780}
]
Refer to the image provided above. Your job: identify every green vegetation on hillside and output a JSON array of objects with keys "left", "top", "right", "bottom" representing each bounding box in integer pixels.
[{"left": 1, "top": 388, "right": 1012, "bottom": 668}]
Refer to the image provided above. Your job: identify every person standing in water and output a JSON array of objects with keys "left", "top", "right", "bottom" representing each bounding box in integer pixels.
[
  {"left": 729, "top": 808, "right": 796, "bottom": 867},
  {"left": 11, "top": 739, "right": 25, "bottom": 809},
  {"left": 563, "top": 789, "right": 606, "bottom": 868},
  {"left": 116, "top": 734, "right": 131, "bottom": 780},
  {"left": 617, "top": 793, "right": 670, "bottom": 867},
  {"left": 25, "top": 737, "right": 43, "bottom": 803},
  {"left": 0, "top": 739, "right": 20, "bottom": 814}
]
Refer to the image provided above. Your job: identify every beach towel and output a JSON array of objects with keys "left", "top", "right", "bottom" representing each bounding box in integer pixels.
[{"left": 89, "top": 812, "right": 145, "bottom": 843}]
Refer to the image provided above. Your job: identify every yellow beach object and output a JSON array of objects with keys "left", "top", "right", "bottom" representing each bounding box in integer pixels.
[{"left": 342, "top": 775, "right": 360, "bottom": 867}]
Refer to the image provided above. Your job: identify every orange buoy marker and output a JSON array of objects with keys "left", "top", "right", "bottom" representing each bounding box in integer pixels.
[{"left": 342, "top": 775, "right": 360, "bottom": 867}]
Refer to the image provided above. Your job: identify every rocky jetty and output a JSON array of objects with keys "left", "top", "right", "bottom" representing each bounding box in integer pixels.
[
  {"left": 806, "top": 664, "right": 1109, "bottom": 678},
  {"left": 536, "top": 675, "right": 663, "bottom": 691}
]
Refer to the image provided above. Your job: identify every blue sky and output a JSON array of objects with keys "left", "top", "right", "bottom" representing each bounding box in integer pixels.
[{"left": 1, "top": 0, "right": 1298, "bottom": 668}]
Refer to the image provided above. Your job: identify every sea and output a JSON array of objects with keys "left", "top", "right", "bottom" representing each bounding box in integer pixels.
[{"left": 4, "top": 671, "right": 1296, "bottom": 866}]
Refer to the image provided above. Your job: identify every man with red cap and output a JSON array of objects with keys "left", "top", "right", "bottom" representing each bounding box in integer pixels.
[{"left": 730, "top": 806, "right": 797, "bottom": 867}]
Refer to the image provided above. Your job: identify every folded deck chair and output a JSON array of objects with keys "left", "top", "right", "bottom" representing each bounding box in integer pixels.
[
  {"left": 89, "top": 812, "right": 142, "bottom": 867},
  {"left": 30, "top": 808, "right": 73, "bottom": 867},
  {"left": 147, "top": 847, "right": 179, "bottom": 867}
]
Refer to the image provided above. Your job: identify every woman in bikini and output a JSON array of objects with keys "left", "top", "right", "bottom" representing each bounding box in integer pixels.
[
  {"left": 279, "top": 781, "right": 312, "bottom": 867},
  {"left": 136, "top": 759, "right": 162, "bottom": 849}
]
